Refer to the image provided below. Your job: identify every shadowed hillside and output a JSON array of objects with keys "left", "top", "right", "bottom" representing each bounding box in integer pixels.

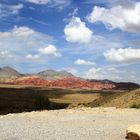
[{"left": 88, "top": 88, "right": 140, "bottom": 108}]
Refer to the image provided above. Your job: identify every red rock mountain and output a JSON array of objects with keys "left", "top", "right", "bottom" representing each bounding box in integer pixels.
[
  {"left": 7, "top": 76, "right": 115, "bottom": 90},
  {"left": 7, "top": 76, "right": 49, "bottom": 86},
  {"left": 0, "top": 66, "right": 139, "bottom": 90}
]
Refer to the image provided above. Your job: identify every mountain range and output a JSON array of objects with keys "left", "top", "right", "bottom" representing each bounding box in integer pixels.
[
  {"left": 0, "top": 66, "right": 139, "bottom": 90},
  {"left": 37, "top": 69, "right": 73, "bottom": 80},
  {"left": 0, "top": 66, "right": 73, "bottom": 80}
]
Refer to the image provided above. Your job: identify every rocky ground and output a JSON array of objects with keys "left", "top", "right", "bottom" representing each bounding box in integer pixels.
[{"left": 0, "top": 107, "right": 140, "bottom": 140}]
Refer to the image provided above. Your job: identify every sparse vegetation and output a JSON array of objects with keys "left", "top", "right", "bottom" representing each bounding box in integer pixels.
[
  {"left": 130, "top": 103, "right": 140, "bottom": 109},
  {"left": 89, "top": 88, "right": 140, "bottom": 108},
  {"left": 67, "top": 103, "right": 87, "bottom": 109},
  {"left": 0, "top": 84, "right": 140, "bottom": 114},
  {"left": 0, "top": 86, "right": 71, "bottom": 114},
  {"left": 34, "top": 95, "right": 50, "bottom": 110}
]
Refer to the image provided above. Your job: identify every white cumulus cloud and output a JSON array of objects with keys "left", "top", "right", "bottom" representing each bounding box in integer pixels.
[
  {"left": 104, "top": 48, "right": 140, "bottom": 63},
  {"left": 87, "top": 1, "right": 140, "bottom": 32},
  {"left": 0, "top": 26, "right": 60, "bottom": 66},
  {"left": 38, "top": 44, "right": 61, "bottom": 57},
  {"left": 74, "top": 59, "right": 95, "bottom": 65},
  {"left": 66, "top": 68, "right": 78, "bottom": 75},
  {"left": 85, "top": 66, "right": 140, "bottom": 83},
  {"left": 64, "top": 17, "right": 93, "bottom": 43},
  {"left": 0, "top": 26, "right": 35, "bottom": 38},
  {"left": 26, "top": 54, "right": 40, "bottom": 60}
]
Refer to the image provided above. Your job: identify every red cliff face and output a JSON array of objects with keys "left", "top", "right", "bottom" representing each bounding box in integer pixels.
[
  {"left": 0, "top": 67, "right": 139, "bottom": 90},
  {"left": 7, "top": 76, "right": 49, "bottom": 86},
  {"left": 5, "top": 76, "right": 115, "bottom": 90},
  {"left": 49, "top": 77, "right": 115, "bottom": 89}
]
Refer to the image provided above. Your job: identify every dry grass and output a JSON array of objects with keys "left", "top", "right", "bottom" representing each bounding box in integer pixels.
[
  {"left": 50, "top": 93, "right": 100, "bottom": 104},
  {"left": 1, "top": 84, "right": 138, "bottom": 114},
  {"left": 89, "top": 88, "right": 140, "bottom": 108}
]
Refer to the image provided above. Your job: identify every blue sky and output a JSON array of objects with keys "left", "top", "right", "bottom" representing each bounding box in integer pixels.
[{"left": 0, "top": 0, "right": 140, "bottom": 83}]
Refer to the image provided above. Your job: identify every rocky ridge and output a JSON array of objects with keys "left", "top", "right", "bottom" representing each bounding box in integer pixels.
[{"left": 0, "top": 66, "right": 139, "bottom": 90}]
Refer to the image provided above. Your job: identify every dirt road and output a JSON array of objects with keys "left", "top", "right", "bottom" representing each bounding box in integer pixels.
[{"left": 0, "top": 107, "right": 140, "bottom": 140}]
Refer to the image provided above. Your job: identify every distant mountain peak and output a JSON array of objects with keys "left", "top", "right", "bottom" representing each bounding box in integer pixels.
[
  {"left": 37, "top": 69, "right": 73, "bottom": 80},
  {"left": 0, "top": 66, "right": 22, "bottom": 80},
  {"left": 0, "top": 66, "right": 139, "bottom": 91}
]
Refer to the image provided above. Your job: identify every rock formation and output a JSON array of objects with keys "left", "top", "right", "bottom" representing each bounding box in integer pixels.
[
  {"left": 126, "top": 125, "right": 140, "bottom": 140},
  {"left": 0, "top": 66, "right": 139, "bottom": 90}
]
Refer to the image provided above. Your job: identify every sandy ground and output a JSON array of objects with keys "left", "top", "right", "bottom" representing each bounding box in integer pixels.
[{"left": 0, "top": 107, "right": 140, "bottom": 140}]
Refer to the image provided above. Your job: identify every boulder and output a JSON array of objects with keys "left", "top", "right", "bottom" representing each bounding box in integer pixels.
[{"left": 126, "top": 125, "right": 140, "bottom": 140}]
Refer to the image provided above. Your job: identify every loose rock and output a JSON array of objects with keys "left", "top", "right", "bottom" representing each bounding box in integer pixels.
[{"left": 126, "top": 125, "right": 140, "bottom": 140}]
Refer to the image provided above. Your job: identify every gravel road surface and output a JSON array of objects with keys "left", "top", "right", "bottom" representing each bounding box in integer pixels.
[{"left": 0, "top": 107, "right": 140, "bottom": 140}]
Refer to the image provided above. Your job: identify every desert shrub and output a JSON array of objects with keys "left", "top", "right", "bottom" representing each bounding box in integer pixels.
[
  {"left": 130, "top": 103, "right": 140, "bottom": 109},
  {"left": 67, "top": 103, "right": 87, "bottom": 109},
  {"left": 34, "top": 95, "right": 50, "bottom": 110}
]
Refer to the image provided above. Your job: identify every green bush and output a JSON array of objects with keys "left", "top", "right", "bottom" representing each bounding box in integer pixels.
[
  {"left": 130, "top": 103, "right": 140, "bottom": 109},
  {"left": 34, "top": 95, "right": 50, "bottom": 110}
]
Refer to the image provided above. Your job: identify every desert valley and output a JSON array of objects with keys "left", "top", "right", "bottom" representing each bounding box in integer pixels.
[
  {"left": 1, "top": 0, "right": 140, "bottom": 139},
  {"left": 0, "top": 66, "right": 140, "bottom": 140},
  {"left": 0, "top": 66, "right": 140, "bottom": 114}
]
